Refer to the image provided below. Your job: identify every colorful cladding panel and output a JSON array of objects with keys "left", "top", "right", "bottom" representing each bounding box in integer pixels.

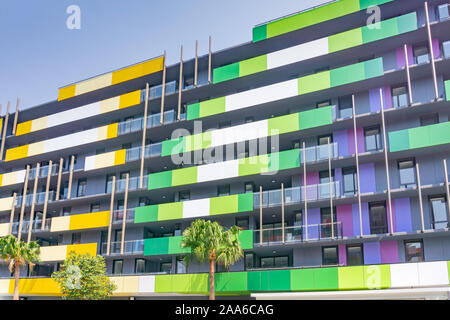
[
  {"left": 50, "top": 211, "right": 110, "bottom": 232},
  {"left": 0, "top": 169, "right": 26, "bottom": 188},
  {"left": 5, "top": 123, "right": 119, "bottom": 162},
  {"left": 39, "top": 243, "right": 97, "bottom": 262},
  {"left": 216, "top": 12, "right": 416, "bottom": 83},
  {"left": 143, "top": 230, "right": 254, "bottom": 256},
  {"left": 135, "top": 193, "right": 253, "bottom": 223},
  {"left": 148, "top": 149, "right": 301, "bottom": 190},
  {"left": 17, "top": 90, "right": 141, "bottom": 136},
  {"left": 57, "top": 57, "right": 164, "bottom": 101},
  {"left": 388, "top": 122, "right": 450, "bottom": 152},
  {"left": 189, "top": 58, "right": 384, "bottom": 120},
  {"left": 445, "top": 80, "right": 450, "bottom": 101},
  {"left": 163, "top": 107, "right": 333, "bottom": 157},
  {"left": 253, "top": 0, "right": 394, "bottom": 42},
  {"left": 0, "top": 197, "right": 14, "bottom": 212},
  {"left": 84, "top": 149, "right": 126, "bottom": 171}
]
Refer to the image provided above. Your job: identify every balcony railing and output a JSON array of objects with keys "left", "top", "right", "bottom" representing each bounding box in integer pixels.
[
  {"left": 28, "top": 164, "right": 60, "bottom": 180},
  {"left": 437, "top": 3, "right": 450, "bottom": 22},
  {"left": 254, "top": 222, "right": 343, "bottom": 245},
  {"left": 117, "top": 110, "right": 179, "bottom": 136},
  {"left": 254, "top": 181, "right": 341, "bottom": 208},
  {"left": 301, "top": 142, "right": 338, "bottom": 163},
  {"left": 101, "top": 240, "right": 144, "bottom": 255},
  {"left": 10, "top": 219, "right": 51, "bottom": 234},
  {"left": 106, "top": 176, "right": 148, "bottom": 194},
  {"left": 112, "top": 209, "right": 135, "bottom": 224},
  {"left": 125, "top": 143, "right": 163, "bottom": 162},
  {"left": 15, "top": 191, "right": 56, "bottom": 207}
]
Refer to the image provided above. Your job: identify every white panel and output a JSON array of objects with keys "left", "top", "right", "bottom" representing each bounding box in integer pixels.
[
  {"left": 183, "top": 199, "right": 210, "bottom": 219},
  {"left": 47, "top": 102, "right": 101, "bottom": 128},
  {"left": 197, "top": 159, "right": 239, "bottom": 183},
  {"left": 0, "top": 223, "right": 10, "bottom": 237},
  {"left": 390, "top": 263, "right": 420, "bottom": 288},
  {"left": 50, "top": 216, "right": 71, "bottom": 232},
  {"left": 138, "top": 276, "right": 155, "bottom": 293},
  {"left": 84, "top": 155, "right": 96, "bottom": 171},
  {"left": 267, "top": 37, "right": 329, "bottom": 70},
  {"left": 15, "top": 170, "right": 25, "bottom": 183},
  {"left": 418, "top": 261, "right": 449, "bottom": 287},
  {"left": 44, "top": 128, "right": 99, "bottom": 153},
  {"left": 211, "top": 120, "right": 268, "bottom": 147},
  {"left": 225, "top": 79, "right": 298, "bottom": 112}
]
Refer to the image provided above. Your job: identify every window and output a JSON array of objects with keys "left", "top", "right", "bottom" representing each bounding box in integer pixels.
[
  {"left": 71, "top": 233, "right": 81, "bottom": 244},
  {"left": 369, "top": 202, "right": 388, "bottom": 234},
  {"left": 218, "top": 121, "right": 231, "bottom": 129},
  {"left": 443, "top": 40, "right": 450, "bottom": 58},
  {"left": 317, "top": 100, "right": 331, "bottom": 108},
  {"left": 90, "top": 203, "right": 101, "bottom": 212},
  {"left": 338, "top": 95, "right": 353, "bottom": 119},
  {"left": 245, "top": 117, "right": 254, "bottom": 123},
  {"left": 437, "top": 3, "right": 450, "bottom": 21},
  {"left": 322, "top": 246, "right": 339, "bottom": 266},
  {"left": 76, "top": 179, "right": 87, "bottom": 197},
  {"left": 139, "top": 197, "right": 150, "bottom": 207},
  {"left": 318, "top": 135, "right": 333, "bottom": 145},
  {"left": 430, "top": 196, "right": 449, "bottom": 229},
  {"left": 420, "top": 113, "right": 439, "bottom": 126},
  {"left": 135, "top": 259, "right": 146, "bottom": 274},
  {"left": 62, "top": 207, "right": 71, "bottom": 216},
  {"left": 292, "top": 140, "right": 301, "bottom": 149},
  {"left": 244, "top": 253, "right": 254, "bottom": 270},
  {"left": 160, "top": 262, "right": 172, "bottom": 273},
  {"left": 178, "top": 190, "right": 190, "bottom": 202},
  {"left": 347, "top": 245, "right": 364, "bottom": 266},
  {"left": 176, "top": 257, "right": 186, "bottom": 274},
  {"left": 217, "top": 185, "right": 230, "bottom": 197},
  {"left": 364, "top": 126, "right": 382, "bottom": 152},
  {"left": 319, "top": 170, "right": 334, "bottom": 199},
  {"left": 61, "top": 182, "right": 69, "bottom": 200},
  {"left": 405, "top": 240, "right": 424, "bottom": 262},
  {"left": 392, "top": 86, "right": 408, "bottom": 109},
  {"left": 414, "top": 46, "right": 430, "bottom": 65},
  {"left": 236, "top": 217, "right": 249, "bottom": 230},
  {"left": 113, "top": 260, "right": 123, "bottom": 275},
  {"left": 245, "top": 182, "right": 254, "bottom": 193},
  {"left": 95, "top": 148, "right": 105, "bottom": 155},
  {"left": 106, "top": 174, "right": 115, "bottom": 193},
  {"left": 320, "top": 207, "right": 337, "bottom": 238},
  {"left": 398, "top": 159, "right": 416, "bottom": 188},
  {"left": 343, "top": 167, "right": 358, "bottom": 196},
  {"left": 260, "top": 256, "right": 289, "bottom": 268}
]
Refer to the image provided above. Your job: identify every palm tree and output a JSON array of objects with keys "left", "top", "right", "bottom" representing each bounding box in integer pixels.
[
  {"left": 181, "top": 219, "right": 243, "bottom": 300},
  {"left": 0, "top": 235, "right": 40, "bottom": 300}
]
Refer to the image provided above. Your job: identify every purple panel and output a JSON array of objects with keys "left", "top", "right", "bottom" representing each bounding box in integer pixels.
[
  {"left": 337, "top": 204, "right": 353, "bottom": 237},
  {"left": 387, "top": 199, "right": 396, "bottom": 234},
  {"left": 339, "top": 245, "right": 347, "bottom": 266},
  {"left": 380, "top": 241, "right": 399, "bottom": 263},
  {"left": 432, "top": 38, "right": 441, "bottom": 59},
  {"left": 394, "top": 198, "right": 412, "bottom": 232},
  {"left": 395, "top": 45, "right": 413, "bottom": 68},
  {"left": 334, "top": 168, "right": 343, "bottom": 196},
  {"left": 303, "top": 172, "right": 319, "bottom": 200},
  {"left": 348, "top": 128, "right": 365, "bottom": 155},
  {"left": 369, "top": 86, "right": 392, "bottom": 112},
  {"left": 364, "top": 242, "right": 381, "bottom": 265},
  {"left": 383, "top": 86, "right": 392, "bottom": 109},
  {"left": 361, "top": 202, "right": 371, "bottom": 235},
  {"left": 305, "top": 208, "right": 320, "bottom": 240},
  {"left": 333, "top": 130, "right": 349, "bottom": 156},
  {"left": 359, "top": 163, "right": 376, "bottom": 193}
]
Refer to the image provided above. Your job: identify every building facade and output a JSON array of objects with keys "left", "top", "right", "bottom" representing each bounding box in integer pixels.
[{"left": 1, "top": 0, "right": 450, "bottom": 299}]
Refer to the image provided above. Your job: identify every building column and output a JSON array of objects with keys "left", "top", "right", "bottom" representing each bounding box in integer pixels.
[
  {"left": 67, "top": 155, "right": 75, "bottom": 200},
  {"left": 160, "top": 51, "right": 167, "bottom": 124},
  {"left": 106, "top": 176, "right": 116, "bottom": 256},
  {"left": 327, "top": 137, "right": 335, "bottom": 239},
  {"left": 352, "top": 95, "right": 364, "bottom": 238},
  {"left": 424, "top": 1, "right": 439, "bottom": 100},
  {"left": 140, "top": 83, "right": 150, "bottom": 189},
  {"left": 303, "top": 142, "right": 308, "bottom": 242},
  {"left": 41, "top": 160, "right": 53, "bottom": 231},
  {"left": 8, "top": 193, "right": 17, "bottom": 235},
  {"left": 177, "top": 45, "right": 184, "bottom": 120},
  {"left": 11, "top": 98, "right": 19, "bottom": 136},
  {"left": 0, "top": 101, "right": 10, "bottom": 160},
  {"left": 194, "top": 40, "right": 199, "bottom": 87},
  {"left": 259, "top": 186, "right": 263, "bottom": 246},
  {"left": 55, "top": 158, "right": 64, "bottom": 201},
  {"left": 208, "top": 36, "right": 212, "bottom": 84},
  {"left": 17, "top": 165, "right": 30, "bottom": 242},
  {"left": 27, "top": 163, "right": 41, "bottom": 243},
  {"left": 404, "top": 44, "right": 413, "bottom": 106},
  {"left": 120, "top": 174, "right": 130, "bottom": 255},
  {"left": 281, "top": 183, "right": 285, "bottom": 244},
  {"left": 416, "top": 163, "right": 425, "bottom": 232}
]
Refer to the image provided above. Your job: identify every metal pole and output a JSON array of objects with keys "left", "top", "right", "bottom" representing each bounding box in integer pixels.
[
  {"left": 303, "top": 142, "right": 308, "bottom": 241},
  {"left": 55, "top": 158, "right": 64, "bottom": 201},
  {"left": 120, "top": 174, "right": 130, "bottom": 255},
  {"left": 67, "top": 155, "right": 75, "bottom": 200},
  {"left": 0, "top": 101, "right": 10, "bottom": 160},
  {"left": 327, "top": 138, "right": 335, "bottom": 239},
  {"left": 194, "top": 40, "right": 198, "bottom": 87},
  {"left": 352, "top": 95, "right": 364, "bottom": 238},
  {"left": 8, "top": 193, "right": 17, "bottom": 235},
  {"left": 404, "top": 44, "right": 413, "bottom": 106},
  {"left": 17, "top": 165, "right": 30, "bottom": 242},
  {"left": 424, "top": 1, "right": 439, "bottom": 100},
  {"left": 160, "top": 51, "right": 167, "bottom": 125},
  {"left": 41, "top": 160, "right": 52, "bottom": 231},
  {"left": 11, "top": 98, "right": 20, "bottom": 136},
  {"left": 281, "top": 183, "right": 285, "bottom": 244},
  {"left": 443, "top": 160, "right": 450, "bottom": 228},
  {"left": 259, "top": 186, "right": 263, "bottom": 246},
  {"left": 106, "top": 176, "right": 116, "bottom": 256},
  {"left": 416, "top": 163, "right": 425, "bottom": 232},
  {"left": 208, "top": 36, "right": 212, "bottom": 84},
  {"left": 177, "top": 45, "right": 184, "bottom": 121},
  {"left": 140, "top": 83, "right": 149, "bottom": 189},
  {"left": 27, "top": 163, "right": 40, "bottom": 243}
]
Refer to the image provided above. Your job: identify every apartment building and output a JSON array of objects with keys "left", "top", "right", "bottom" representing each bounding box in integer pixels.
[{"left": 0, "top": 0, "right": 450, "bottom": 299}]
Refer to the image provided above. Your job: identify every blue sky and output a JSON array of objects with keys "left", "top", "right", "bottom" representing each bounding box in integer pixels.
[{"left": 0, "top": 0, "right": 327, "bottom": 111}]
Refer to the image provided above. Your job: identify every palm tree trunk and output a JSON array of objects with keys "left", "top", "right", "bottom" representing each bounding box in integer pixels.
[
  {"left": 209, "top": 258, "right": 215, "bottom": 301},
  {"left": 13, "top": 262, "right": 20, "bottom": 301}
]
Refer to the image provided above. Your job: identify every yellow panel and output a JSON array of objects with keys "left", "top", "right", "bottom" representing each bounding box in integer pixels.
[
  {"left": 66, "top": 243, "right": 97, "bottom": 257},
  {"left": 114, "top": 149, "right": 126, "bottom": 166},
  {"left": 111, "top": 57, "right": 164, "bottom": 85},
  {"left": 50, "top": 216, "right": 71, "bottom": 232},
  {"left": 94, "top": 151, "right": 116, "bottom": 169},
  {"left": 119, "top": 90, "right": 141, "bottom": 109},
  {"left": 0, "top": 279, "right": 10, "bottom": 295},
  {"left": 69, "top": 211, "right": 110, "bottom": 231},
  {"left": 0, "top": 174, "right": 2, "bottom": 186},
  {"left": 107, "top": 123, "right": 118, "bottom": 139},
  {"left": 9, "top": 278, "right": 62, "bottom": 296},
  {"left": 111, "top": 276, "right": 140, "bottom": 296},
  {"left": 58, "top": 85, "right": 76, "bottom": 101},
  {"left": 96, "top": 125, "right": 108, "bottom": 141},
  {"left": 99, "top": 96, "right": 120, "bottom": 114},
  {"left": 5, "top": 145, "right": 29, "bottom": 162},
  {"left": 0, "top": 118, "right": 2, "bottom": 137},
  {"left": 31, "top": 117, "right": 48, "bottom": 133},
  {"left": 27, "top": 141, "right": 45, "bottom": 157},
  {"left": 40, "top": 245, "right": 67, "bottom": 262},
  {"left": 0, "top": 197, "right": 14, "bottom": 212},
  {"left": 15, "top": 121, "right": 32, "bottom": 136},
  {"left": 0, "top": 223, "right": 10, "bottom": 237},
  {"left": 75, "top": 73, "right": 113, "bottom": 96}
]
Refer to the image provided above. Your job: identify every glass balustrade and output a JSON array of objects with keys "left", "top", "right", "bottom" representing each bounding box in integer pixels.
[
  {"left": 106, "top": 176, "right": 148, "bottom": 194},
  {"left": 101, "top": 240, "right": 144, "bottom": 255},
  {"left": 112, "top": 209, "right": 135, "bottom": 223},
  {"left": 28, "top": 164, "right": 59, "bottom": 180},
  {"left": 10, "top": 219, "right": 51, "bottom": 234},
  {"left": 117, "top": 110, "right": 179, "bottom": 136},
  {"left": 300, "top": 143, "right": 338, "bottom": 163},
  {"left": 15, "top": 191, "right": 56, "bottom": 207}
]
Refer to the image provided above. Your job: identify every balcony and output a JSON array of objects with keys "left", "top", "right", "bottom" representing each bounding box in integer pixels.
[
  {"left": 111, "top": 208, "right": 135, "bottom": 224},
  {"left": 117, "top": 110, "right": 179, "bottom": 136},
  {"left": 106, "top": 176, "right": 148, "bottom": 193},
  {"left": 437, "top": 3, "right": 450, "bottom": 22},
  {"left": 10, "top": 219, "right": 51, "bottom": 234},
  {"left": 101, "top": 240, "right": 144, "bottom": 255},
  {"left": 301, "top": 142, "right": 338, "bottom": 163},
  {"left": 124, "top": 143, "right": 163, "bottom": 162},
  {"left": 28, "top": 164, "right": 59, "bottom": 180},
  {"left": 15, "top": 191, "right": 56, "bottom": 208}
]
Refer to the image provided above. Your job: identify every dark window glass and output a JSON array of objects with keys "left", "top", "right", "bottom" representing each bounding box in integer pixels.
[
  {"left": 322, "top": 246, "right": 339, "bottom": 266},
  {"left": 176, "top": 257, "right": 186, "bottom": 274},
  {"left": 292, "top": 140, "right": 301, "bottom": 149},
  {"left": 71, "top": 233, "right": 81, "bottom": 245},
  {"left": 414, "top": 46, "right": 430, "bottom": 65},
  {"left": 260, "top": 256, "right": 289, "bottom": 268},
  {"left": 318, "top": 135, "right": 333, "bottom": 145},
  {"left": 160, "top": 262, "right": 172, "bottom": 273},
  {"left": 420, "top": 113, "right": 439, "bottom": 126},
  {"left": 392, "top": 86, "right": 408, "bottom": 108},
  {"left": 245, "top": 182, "right": 254, "bottom": 193},
  {"left": 430, "top": 196, "right": 448, "bottom": 229},
  {"left": 398, "top": 159, "right": 416, "bottom": 188},
  {"left": 218, "top": 185, "right": 230, "bottom": 197},
  {"left": 405, "top": 240, "right": 424, "bottom": 262},
  {"left": 347, "top": 245, "right": 364, "bottom": 266},
  {"left": 320, "top": 207, "right": 337, "bottom": 238},
  {"left": 338, "top": 95, "right": 353, "bottom": 119},
  {"left": 236, "top": 217, "right": 249, "bottom": 230},
  {"left": 62, "top": 207, "right": 71, "bottom": 216},
  {"left": 113, "top": 260, "right": 123, "bottom": 275},
  {"left": 317, "top": 100, "right": 331, "bottom": 108},
  {"left": 245, "top": 253, "right": 254, "bottom": 270},
  {"left": 135, "top": 259, "right": 146, "bottom": 274},
  {"left": 364, "top": 126, "right": 382, "bottom": 152},
  {"left": 106, "top": 175, "right": 115, "bottom": 193},
  {"left": 178, "top": 191, "right": 190, "bottom": 202},
  {"left": 369, "top": 202, "right": 388, "bottom": 234},
  {"left": 437, "top": 3, "right": 450, "bottom": 21},
  {"left": 90, "top": 203, "right": 101, "bottom": 212},
  {"left": 443, "top": 41, "right": 450, "bottom": 58},
  {"left": 343, "top": 167, "right": 358, "bottom": 196},
  {"left": 77, "top": 179, "right": 87, "bottom": 197},
  {"left": 139, "top": 197, "right": 150, "bottom": 207}
]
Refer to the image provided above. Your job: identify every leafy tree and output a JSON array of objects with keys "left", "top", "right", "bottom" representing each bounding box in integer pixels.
[
  {"left": 181, "top": 219, "right": 243, "bottom": 300},
  {"left": 0, "top": 235, "right": 40, "bottom": 300},
  {"left": 52, "top": 252, "right": 116, "bottom": 300}
]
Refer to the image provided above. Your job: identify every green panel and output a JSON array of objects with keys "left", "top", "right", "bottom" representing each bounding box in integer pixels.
[
  {"left": 247, "top": 271, "right": 270, "bottom": 291},
  {"left": 161, "top": 137, "right": 185, "bottom": 157},
  {"left": 267, "top": 113, "right": 299, "bottom": 136},
  {"left": 427, "top": 122, "right": 450, "bottom": 147},
  {"left": 238, "top": 230, "right": 253, "bottom": 250},
  {"left": 199, "top": 97, "right": 226, "bottom": 118},
  {"left": 396, "top": 12, "right": 418, "bottom": 34},
  {"left": 408, "top": 126, "right": 431, "bottom": 150},
  {"left": 269, "top": 149, "right": 300, "bottom": 172},
  {"left": 216, "top": 272, "right": 248, "bottom": 292},
  {"left": 328, "top": 28, "right": 363, "bottom": 53},
  {"left": 238, "top": 193, "right": 254, "bottom": 212},
  {"left": 330, "top": 61, "right": 365, "bottom": 87},
  {"left": 298, "top": 71, "right": 331, "bottom": 95},
  {"left": 364, "top": 265, "right": 391, "bottom": 289},
  {"left": 299, "top": 106, "right": 333, "bottom": 130},
  {"left": 388, "top": 129, "right": 410, "bottom": 152},
  {"left": 361, "top": 17, "right": 398, "bottom": 44},
  {"left": 155, "top": 275, "right": 173, "bottom": 293},
  {"left": 338, "top": 266, "right": 366, "bottom": 290},
  {"left": 210, "top": 195, "right": 239, "bottom": 216},
  {"left": 213, "top": 62, "right": 240, "bottom": 84},
  {"left": 189, "top": 273, "right": 209, "bottom": 294},
  {"left": 168, "top": 236, "right": 190, "bottom": 254},
  {"left": 445, "top": 80, "right": 450, "bottom": 101},
  {"left": 447, "top": 261, "right": 450, "bottom": 284},
  {"left": 290, "top": 268, "right": 315, "bottom": 291},
  {"left": 171, "top": 166, "right": 198, "bottom": 187},
  {"left": 158, "top": 202, "right": 183, "bottom": 221},
  {"left": 314, "top": 267, "right": 339, "bottom": 290},
  {"left": 144, "top": 237, "right": 169, "bottom": 256},
  {"left": 134, "top": 205, "right": 159, "bottom": 223},
  {"left": 268, "top": 270, "right": 291, "bottom": 291},
  {"left": 185, "top": 132, "right": 211, "bottom": 152},
  {"left": 187, "top": 103, "right": 200, "bottom": 121},
  {"left": 238, "top": 154, "right": 269, "bottom": 176},
  {"left": 364, "top": 58, "right": 384, "bottom": 79},
  {"left": 171, "top": 274, "right": 191, "bottom": 293},
  {"left": 148, "top": 171, "right": 172, "bottom": 190},
  {"left": 253, "top": 24, "right": 267, "bottom": 43},
  {"left": 359, "top": 0, "right": 393, "bottom": 10},
  {"left": 239, "top": 55, "right": 268, "bottom": 78}
]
